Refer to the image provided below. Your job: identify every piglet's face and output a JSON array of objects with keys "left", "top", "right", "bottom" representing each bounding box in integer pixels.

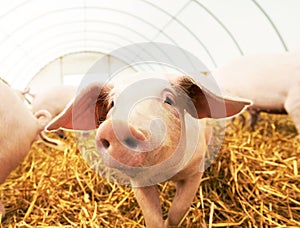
[{"left": 93, "top": 77, "right": 198, "bottom": 178}]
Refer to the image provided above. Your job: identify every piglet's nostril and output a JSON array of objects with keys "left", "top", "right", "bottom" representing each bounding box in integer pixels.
[
  {"left": 101, "top": 139, "right": 110, "bottom": 149},
  {"left": 124, "top": 137, "right": 138, "bottom": 149}
]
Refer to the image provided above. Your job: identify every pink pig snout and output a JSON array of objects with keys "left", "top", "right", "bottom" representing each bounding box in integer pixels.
[{"left": 97, "top": 119, "right": 147, "bottom": 169}]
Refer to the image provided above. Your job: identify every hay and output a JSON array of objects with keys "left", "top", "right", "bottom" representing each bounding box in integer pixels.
[{"left": 0, "top": 113, "right": 299, "bottom": 227}]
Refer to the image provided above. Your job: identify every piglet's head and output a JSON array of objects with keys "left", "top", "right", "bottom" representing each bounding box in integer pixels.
[{"left": 46, "top": 73, "right": 250, "bottom": 182}]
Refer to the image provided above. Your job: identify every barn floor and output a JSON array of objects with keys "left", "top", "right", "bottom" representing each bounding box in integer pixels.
[{"left": 0, "top": 113, "right": 299, "bottom": 227}]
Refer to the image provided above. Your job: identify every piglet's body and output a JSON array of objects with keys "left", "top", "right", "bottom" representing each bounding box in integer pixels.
[
  {"left": 46, "top": 72, "right": 250, "bottom": 227},
  {"left": 0, "top": 81, "right": 51, "bottom": 216},
  {"left": 213, "top": 52, "right": 300, "bottom": 134}
]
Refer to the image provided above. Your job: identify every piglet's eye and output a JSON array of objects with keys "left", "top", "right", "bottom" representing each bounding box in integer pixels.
[
  {"left": 110, "top": 101, "right": 114, "bottom": 108},
  {"left": 164, "top": 96, "right": 174, "bottom": 106}
]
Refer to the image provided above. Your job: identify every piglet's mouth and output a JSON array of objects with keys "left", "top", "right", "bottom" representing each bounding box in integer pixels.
[{"left": 98, "top": 149, "right": 144, "bottom": 178}]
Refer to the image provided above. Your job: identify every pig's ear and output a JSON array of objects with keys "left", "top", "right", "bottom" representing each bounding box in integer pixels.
[
  {"left": 177, "top": 77, "right": 252, "bottom": 119},
  {"left": 46, "top": 83, "right": 112, "bottom": 131}
]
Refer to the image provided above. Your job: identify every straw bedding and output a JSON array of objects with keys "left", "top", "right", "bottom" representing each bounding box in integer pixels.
[{"left": 0, "top": 112, "right": 299, "bottom": 227}]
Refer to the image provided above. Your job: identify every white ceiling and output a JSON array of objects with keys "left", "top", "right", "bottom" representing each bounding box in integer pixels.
[{"left": 0, "top": 0, "right": 299, "bottom": 87}]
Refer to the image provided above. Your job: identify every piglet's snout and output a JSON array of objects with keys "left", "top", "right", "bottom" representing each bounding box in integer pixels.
[{"left": 96, "top": 119, "right": 147, "bottom": 168}]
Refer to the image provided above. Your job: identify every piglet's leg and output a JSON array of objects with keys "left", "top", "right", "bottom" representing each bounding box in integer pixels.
[
  {"left": 284, "top": 84, "right": 300, "bottom": 135},
  {"left": 0, "top": 201, "right": 5, "bottom": 217},
  {"left": 133, "top": 185, "right": 164, "bottom": 228},
  {"left": 166, "top": 172, "right": 202, "bottom": 227},
  {"left": 248, "top": 108, "right": 260, "bottom": 131}
]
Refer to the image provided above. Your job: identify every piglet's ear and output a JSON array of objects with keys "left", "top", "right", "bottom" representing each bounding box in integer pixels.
[
  {"left": 46, "top": 83, "right": 112, "bottom": 131},
  {"left": 177, "top": 77, "right": 251, "bottom": 119}
]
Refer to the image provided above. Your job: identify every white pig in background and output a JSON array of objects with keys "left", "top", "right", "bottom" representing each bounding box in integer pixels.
[
  {"left": 213, "top": 52, "right": 300, "bottom": 135},
  {"left": 46, "top": 72, "right": 250, "bottom": 227},
  {"left": 0, "top": 81, "right": 52, "bottom": 217},
  {"left": 28, "top": 85, "right": 77, "bottom": 139},
  {"left": 30, "top": 85, "right": 77, "bottom": 121}
]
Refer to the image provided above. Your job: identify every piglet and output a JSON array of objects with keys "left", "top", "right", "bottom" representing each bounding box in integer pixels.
[
  {"left": 46, "top": 72, "right": 250, "bottom": 227},
  {"left": 0, "top": 81, "right": 52, "bottom": 216},
  {"left": 213, "top": 52, "right": 300, "bottom": 135}
]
